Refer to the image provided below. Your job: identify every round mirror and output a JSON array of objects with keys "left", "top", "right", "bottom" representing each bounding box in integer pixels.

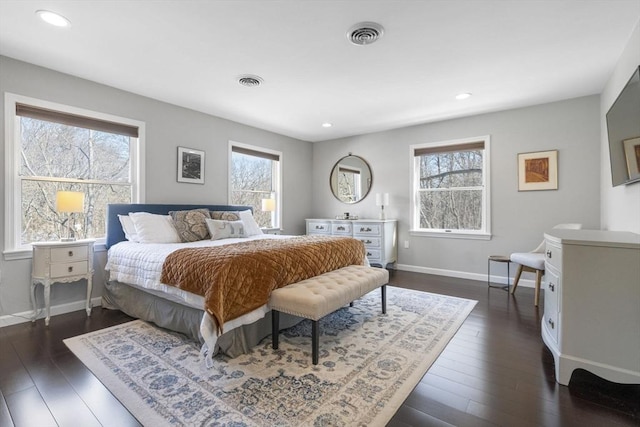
[{"left": 330, "top": 154, "right": 373, "bottom": 204}]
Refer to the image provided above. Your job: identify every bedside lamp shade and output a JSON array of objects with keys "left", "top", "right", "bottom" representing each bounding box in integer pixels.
[
  {"left": 56, "top": 191, "right": 85, "bottom": 213},
  {"left": 261, "top": 198, "right": 276, "bottom": 212}
]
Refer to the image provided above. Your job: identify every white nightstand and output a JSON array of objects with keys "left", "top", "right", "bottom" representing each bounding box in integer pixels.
[
  {"left": 262, "top": 228, "right": 282, "bottom": 235},
  {"left": 31, "top": 239, "right": 95, "bottom": 326}
]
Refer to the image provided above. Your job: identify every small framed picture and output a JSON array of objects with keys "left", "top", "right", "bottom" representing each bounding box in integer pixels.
[
  {"left": 623, "top": 137, "right": 640, "bottom": 181},
  {"left": 177, "top": 147, "right": 205, "bottom": 184},
  {"left": 518, "top": 150, "right": 558, "bottom": 191}
]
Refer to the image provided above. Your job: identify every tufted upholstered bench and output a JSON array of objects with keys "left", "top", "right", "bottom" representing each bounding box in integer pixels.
[{"left": 270, "top": 264, "right": 389, "bottom": 365}]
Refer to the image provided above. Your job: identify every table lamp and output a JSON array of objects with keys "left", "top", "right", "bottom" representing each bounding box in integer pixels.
[
  {"left": 56, "top": 191, "right": 85, "bottom": 241},
  {"left": 375, "top": 192, "right": 389, "bottom": 220}
]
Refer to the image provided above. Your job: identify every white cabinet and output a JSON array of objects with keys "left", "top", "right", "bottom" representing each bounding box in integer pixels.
[
  {"left": 31, "top": 239, "right": 95, "bottom": 326},
  {"left": 541, "top": 229, "right": 640, "bottom": 385},
  {"left": 306, "top": 219, "right": 397, "bottom": 268}
]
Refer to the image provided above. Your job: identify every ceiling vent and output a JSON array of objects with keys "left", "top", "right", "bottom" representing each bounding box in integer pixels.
[
  {"left": 238, "top": 75, "right": 263, "bottom": 87},
  {"left": 347, "top": 22, "right": 384, "bottom": 45}
]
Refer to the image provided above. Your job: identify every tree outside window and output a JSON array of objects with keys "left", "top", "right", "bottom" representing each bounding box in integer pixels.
[
  {"left": 5, "top": 95, "right": 143, "bottom": 251},
  {"left": 229, "top": 143, "right": 281, "bottom": 229},
  {"left": 411, "top": 137, "right": 491, "bottom": 238}
]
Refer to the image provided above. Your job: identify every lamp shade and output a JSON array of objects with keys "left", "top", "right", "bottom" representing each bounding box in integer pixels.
[
  {"left": 261, "top": 198, "right": 276, "bottom": 212},
  {"left": 56, "top": 191, "right": 85, "bottom": 213},
  {"left": 375, "top": 193, "right": 389, "bottom": 207}
]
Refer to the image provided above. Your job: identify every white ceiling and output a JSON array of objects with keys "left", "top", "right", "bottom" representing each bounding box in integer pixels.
[{"left": 1, "top": 1, "right": 639, "bottom": 142}]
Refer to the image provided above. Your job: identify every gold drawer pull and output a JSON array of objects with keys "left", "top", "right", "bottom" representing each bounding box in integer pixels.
[
  {"left": 68, "top": 266, "right": 74, "bottom": 273},
  {"left": 68, "top": 250, "right": 74, "bottom": 257}
]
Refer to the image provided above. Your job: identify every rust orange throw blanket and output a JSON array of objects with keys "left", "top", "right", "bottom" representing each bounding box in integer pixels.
[{"left": 160, "top": 236, "right": 365, "bottom": 332}]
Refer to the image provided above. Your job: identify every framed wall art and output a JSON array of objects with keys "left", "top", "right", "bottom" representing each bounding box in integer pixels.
[
  {"left": 177, "top": 146, "right": 205, "bottom": 184},
  {"left": 518, "top": 150, "right": 558, "bottom": 191},
  {"left": 623, "top": 137, "right": 640, "bottom": 182}
]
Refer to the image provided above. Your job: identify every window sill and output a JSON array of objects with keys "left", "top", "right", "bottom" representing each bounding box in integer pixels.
[{"left": 409, "top": 230, "right": 492, "bottom": 240}]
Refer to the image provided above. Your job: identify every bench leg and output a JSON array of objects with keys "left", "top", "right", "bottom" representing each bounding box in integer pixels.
[
  {"left": 312, "top": 320, "right": 319, "bottom": 365},
  {"left": 272, "top": 310, "right": 280, "bottom": 350},
  {"left": 381, "top": 284, "right": 387, "bottom": 314}
]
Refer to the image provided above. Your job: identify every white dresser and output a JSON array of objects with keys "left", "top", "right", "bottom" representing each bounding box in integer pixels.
[
  {"left": 31, "top": 239, "right": 95, "bottom": 326},
  {"left": 542, "top": 229, "right": 640, "bottom": 385},
  {"left": 306, "top": 219, "right": 397, "bottom": 268}
]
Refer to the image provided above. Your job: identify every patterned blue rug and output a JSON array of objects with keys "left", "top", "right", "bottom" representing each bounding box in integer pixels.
[{"left": 64, "top": 286, "right": 476, "bottom": 426}]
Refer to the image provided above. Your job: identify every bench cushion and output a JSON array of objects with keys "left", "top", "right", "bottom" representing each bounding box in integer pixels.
[{"left": 270, "top": 265, "right": 389, "bottom": 320}]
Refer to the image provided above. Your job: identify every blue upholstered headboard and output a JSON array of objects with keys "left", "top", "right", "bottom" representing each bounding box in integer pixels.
[{"left": 106, "top": 203, "right": 252, "bottom": 248}]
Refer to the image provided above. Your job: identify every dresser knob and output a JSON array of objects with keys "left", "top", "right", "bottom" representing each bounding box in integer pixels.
[
  {"left": 68, "top": 250, "right": 74, "bottom": 257},
  {"left": 546, "top": 250, "right": 552, "bottom": 258},
  {"left": 68, "top": 266, "right": 73, "bottom": 273}
]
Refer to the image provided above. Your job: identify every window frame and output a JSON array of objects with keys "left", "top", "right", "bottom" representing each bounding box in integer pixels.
[
  {"left": 4, "top": 93, "right": 145, "bottom": 259},
  {"left": 409, "top": 135, "right": 491, "bottom": 240},
  {"left": 228, "top": 141, "right": 282, "bottom": 230}
]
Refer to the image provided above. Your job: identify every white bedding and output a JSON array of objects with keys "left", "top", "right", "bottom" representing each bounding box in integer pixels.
[{"left": 105, "top": 234, "right": 290, "bottom": 358}]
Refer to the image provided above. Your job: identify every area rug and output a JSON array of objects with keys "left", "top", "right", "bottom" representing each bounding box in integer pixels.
[{"left": 64, "top": 286, "right": 476, "bottom": 426}]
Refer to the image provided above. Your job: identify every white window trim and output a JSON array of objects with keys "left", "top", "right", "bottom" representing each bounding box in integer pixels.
[
  {"left": 3, "top": 93, "right": 146, "bottom": 259},
  {"left": 409, "top": 135, "right": 491, "bottom": 240},
  {"left": 228, "top": 140, "right": 283, "bottom": 230}
]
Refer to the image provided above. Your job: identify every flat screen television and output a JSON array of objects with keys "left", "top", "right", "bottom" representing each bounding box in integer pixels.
[{"left": 606, "top": 65, "right": 640, "bottom": 186}]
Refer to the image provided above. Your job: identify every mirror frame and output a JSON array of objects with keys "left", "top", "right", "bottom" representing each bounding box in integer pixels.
[{"left": 329, "top": 154, "right": 373, "bottom": 204}]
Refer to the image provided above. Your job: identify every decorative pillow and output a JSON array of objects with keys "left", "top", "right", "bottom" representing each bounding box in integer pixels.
[
  {"left": 205, "top": 218, "right": 246, "bottom": 240},
  {"left": 128, "top": 212, "right": 181, "bottom": 243},
  {"left": 169, "top": 208, "right": 210, "bottom": 242},
  {"left": 118, "top": 214, "right": 139, "bottom": 242},
  {"left": 238, "top": 209, "right": 264, "bottom": 236},
  {"left": 210, "top": 211, "right": 240, "bottom": 221}
]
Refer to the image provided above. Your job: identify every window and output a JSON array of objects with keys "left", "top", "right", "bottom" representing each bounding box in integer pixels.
[
  {"left": 336, "top": 165, "right": 362, "bottom": 202},
  {"left": 410, "top": 135, "right": 491, "bottom": 239},
  {"left": 4, "top": 94, "right": 145, "bottom": 256},
  {"left": 229, "top": 142, "right": 282, "bottom": 229}
]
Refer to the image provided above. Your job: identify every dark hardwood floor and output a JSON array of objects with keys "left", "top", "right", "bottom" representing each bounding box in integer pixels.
[{"left": 1, "top": 270, "right": 638, "bottom": 426}]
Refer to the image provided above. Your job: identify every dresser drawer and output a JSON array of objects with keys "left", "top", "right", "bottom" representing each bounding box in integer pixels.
[
  {"left": 544, "top": 241, "right": 562, "bottom": 270},
  {"left": 357, "top": 237, "right": 381, "bottom": 248},
  {"left": 543, "top": 266, "right": 560, "bottom": 344},
  {"left": 51, "top": 246, "right": 88, "bottom": 263},
  {"left": 365, "top": 248, "right": 381, "bottom": 260},
  {"left": 331, "top": 223, "right": 352, "bottom": 235},
  {"left": 50, "top": 261, "right": 88, "bottom": 278},
  {"left": 353, "top": 223, "right": 381, "bottom": 236},
  {"left": 307, "top": 221, "right": 331, "bottom": 234}
]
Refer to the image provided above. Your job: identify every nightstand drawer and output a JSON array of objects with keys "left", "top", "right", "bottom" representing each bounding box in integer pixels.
[
  {"left": 50, "top": 261, "right": 88, "bottom": 278},
  {"left": 51, "top": 246, "right": 88, "bottom": 262}
]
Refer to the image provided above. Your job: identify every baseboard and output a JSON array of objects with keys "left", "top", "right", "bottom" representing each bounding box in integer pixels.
[
  {"left": 394, "top": 263, "right": 536, "bottom": 289},
  {"left": 0, "top": 296, "right": 103, "bottom": 328}
]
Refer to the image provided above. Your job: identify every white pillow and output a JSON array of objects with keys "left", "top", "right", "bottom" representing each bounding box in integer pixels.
[
  {"left": 129, "top": 212, "right": 181, "bottom": 243},
  {"left": 118, "top": 214, "right": 139, "bottom": 242},
  {"left": 238, "top": 209, "right": 264, "bottom": 236},
  {"left": 205, "top": 218, "right": 246, "bottom": 240}
]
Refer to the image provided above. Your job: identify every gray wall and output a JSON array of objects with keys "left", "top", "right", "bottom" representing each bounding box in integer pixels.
[
  {"left": 0, "top": 56, "right": 313, "bottom": 322},
  {"left": 600, "top": 20, "right": 640, "bottom": 234},
  {"left": 312, "top": 96, "right": 601, "bottom": 280}
]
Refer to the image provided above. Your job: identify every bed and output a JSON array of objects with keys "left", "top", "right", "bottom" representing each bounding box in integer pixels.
[{"left": 102, "top": 203, "right": 366, "bottom": 359}]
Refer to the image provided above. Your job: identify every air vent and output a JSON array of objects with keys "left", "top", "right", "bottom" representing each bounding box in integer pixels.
[
  {"left": 238, "top": 75, "right": 263, "bottom": 87},
  {"left": 347, "top": 22, "right": 384, "bottom": 45}
]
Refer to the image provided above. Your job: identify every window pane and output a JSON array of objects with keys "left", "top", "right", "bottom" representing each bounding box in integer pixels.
[
  {"left": 337, "top": 170, "right": 361, "bottom": 202},
  {"left": 21, "top": 180, "right": 130, "bottom": 243},
  {"left": 230, "top": 190, "right": 273, "bottom": 228},
  {"left": 419, "top": 150, "right": 483, "bottom": 189},
  {"left": 230, "top": 150, "right": 277, "bottom": 228},
  {"left": 419, "top": 189, "right": 482, "bottom": 230},
  {"left": 20, "top": 117, "right": 131, "bottom": 182}
]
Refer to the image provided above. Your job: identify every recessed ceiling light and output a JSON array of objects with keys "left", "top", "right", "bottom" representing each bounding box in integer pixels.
[
  {"left": 456, "top": 93, "right": 472, "bottom": 100},
  {"left": 322, "top": 123, "right": 333, "bottom": 128},
  {"left": 36, "top": 10, "right": 71, "bottom": 27}
]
